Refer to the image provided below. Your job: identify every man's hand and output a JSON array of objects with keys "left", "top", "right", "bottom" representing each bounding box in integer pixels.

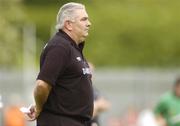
[
  {"left": 26, "top": 105, "right": 41, "bottom": 121},
  {"left": 22, "top": 80, "right": 52, "bottom": 121}
]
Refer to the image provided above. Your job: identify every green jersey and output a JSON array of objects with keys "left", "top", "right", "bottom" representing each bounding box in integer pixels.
[{"left": 155, "top": 92, "right": 180, "bottom": 126}]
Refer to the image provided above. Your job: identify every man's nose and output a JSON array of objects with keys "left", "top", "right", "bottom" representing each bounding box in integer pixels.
[{"left": 87, "top": 20, "right": 91, "bottom": 27}]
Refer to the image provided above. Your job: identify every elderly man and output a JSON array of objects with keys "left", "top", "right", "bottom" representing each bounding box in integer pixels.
[{"left": 27, "top": 2, "right": 93, "bottom": 126}]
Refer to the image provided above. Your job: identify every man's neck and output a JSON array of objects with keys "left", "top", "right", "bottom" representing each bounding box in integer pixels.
[{"left": 62, "top": 29, "right": 79, "bottom": 45}]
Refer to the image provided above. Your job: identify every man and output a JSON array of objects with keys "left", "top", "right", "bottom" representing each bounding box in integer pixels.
[
  {"left": 27, "top": 2, "right": 93, "bottom": 126},
  {"left": 154, "top": 77, "right": 180, "bottom": 126}
]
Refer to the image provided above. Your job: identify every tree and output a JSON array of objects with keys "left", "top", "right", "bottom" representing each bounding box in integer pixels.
[{"left": 0, "top": 0, "right": 26, "bottom": 68}]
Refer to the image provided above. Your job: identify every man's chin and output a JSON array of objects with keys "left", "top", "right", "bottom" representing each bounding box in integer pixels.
[{"left": 84, "top": 33, "right": 89, "bottom": 37}]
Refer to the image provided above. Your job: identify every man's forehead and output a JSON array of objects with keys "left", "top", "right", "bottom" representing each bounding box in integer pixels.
[{"left": 74, "top": 9, "right": 89, "bottom": 18}]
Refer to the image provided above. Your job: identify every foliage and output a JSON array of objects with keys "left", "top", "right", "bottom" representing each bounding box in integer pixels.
[
  {"left": 86, "top": 0, "right": 180, "bottom": 68},
  {"left": 0, "top": 0, "right": 25, "bottom": 68},
  {"left": 7, "top": 0, "right": 180, "bottom": 68}
]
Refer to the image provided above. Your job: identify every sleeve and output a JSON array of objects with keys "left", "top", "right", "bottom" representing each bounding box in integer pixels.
[
  {"left": 37, "top": 45, "right": 69, "bottom": 86},
  {"left": 154, "top": 97, "right": 168, "bottom": 117}
]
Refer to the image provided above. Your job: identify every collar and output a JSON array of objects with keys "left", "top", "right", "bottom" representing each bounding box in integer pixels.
[{"left": 57, "top": 30, "right": 85, "bottom": 52}]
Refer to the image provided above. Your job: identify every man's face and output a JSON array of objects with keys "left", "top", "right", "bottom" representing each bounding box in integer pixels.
[
  {"left": 71, "top": 8, "right": 91, "bottom": 43},
  {"left": 175, "top": 84, "right": 180, "bottom": 97}
]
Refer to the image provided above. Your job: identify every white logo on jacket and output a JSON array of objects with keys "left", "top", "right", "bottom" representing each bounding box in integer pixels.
[
  {"left": 82, "top": 68, "right": 91, "bottom": 75},
  {"left": 76, "top": 57, "right": 82, "bottom": 61}
]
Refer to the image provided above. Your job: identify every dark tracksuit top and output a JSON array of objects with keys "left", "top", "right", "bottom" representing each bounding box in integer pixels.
[{"left": 36, "top": 30, "right": 94, "bottom": 126}]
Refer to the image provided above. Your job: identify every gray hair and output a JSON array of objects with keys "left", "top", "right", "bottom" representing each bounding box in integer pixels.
[{"left": 55, "top": 2, "right": 85, "bottom": 30}]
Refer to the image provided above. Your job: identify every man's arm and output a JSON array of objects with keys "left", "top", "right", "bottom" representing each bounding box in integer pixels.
[
  {"left": 154, "top": 97, "right": 168, "bottom": 126},
  {"left": 156, "top": 114, "right": 167, "bottom": 126},
  {"left": 27, "top": 80, "right": 52, "bottom": 120},
  {"left": 34, "top": 80, "right": 52, "bottom": 115}
]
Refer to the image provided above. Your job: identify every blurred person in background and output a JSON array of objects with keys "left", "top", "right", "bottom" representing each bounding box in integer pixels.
[
  {"left": 4, "top": 94, "right": 26, "bottom": 126},
  {"left": 137, "top": 109, "right": 158, "bottom": 126},
  {"left": 154, "top": 77, "right": 180, "bottom": 126},
  {"left": 0, "top": 95, "right": 3, "bottom": 126},
  {"left": 107, "top": 117, "right": 122, "bottom": 126},
  {"left": 25, "top": 2, "right": 93, "bottom": 126},
  {"left": 88, "top": 62, "right": 111, "bottom": 126},
  {"left": 124, "top": 106, "right": 138, "bottom": 126},
  {"left": 4, "top": 105, "right": 25, "bottom": 126}
]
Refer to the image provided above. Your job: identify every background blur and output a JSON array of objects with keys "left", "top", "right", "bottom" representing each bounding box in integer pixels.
[{"left": 1, "top": 0, "right": 180, "bottom": 126}]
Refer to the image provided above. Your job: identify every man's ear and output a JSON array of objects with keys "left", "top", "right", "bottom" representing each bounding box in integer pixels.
[{"left": 64, "top": 20, "right": 73, "bottom": 31}]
